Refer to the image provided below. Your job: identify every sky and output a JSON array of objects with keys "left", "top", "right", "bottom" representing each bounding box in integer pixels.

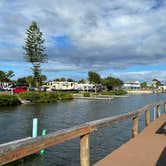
[{"left": 0, "top": 0, "right": 166, "bottom": 82}]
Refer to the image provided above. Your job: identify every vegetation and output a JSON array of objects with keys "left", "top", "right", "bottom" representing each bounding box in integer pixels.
[
  {"left": 78, "top": 79, "right": 86, "bottom": 84},
  {"left": 87, "top": 71, "right": 123, "bottom": 90},
  {"left": 53, "top": 78, "right": 75, "bottom": 82},
  {"left": 23, "top": 21, "right": 48, "bottom": 88},
  {"left": 16, "top": 77, "right": 29, "bottom": 86},
  {"left": 0, "top": 70, "right": 15, "bottom": 84},
  {"left": 100, "top": 90, "right": 127, "bottom": 96},
  {"left": 16, "top": 75, "right": 47, "bottom": 87},
  {"left": 83, "top": 92, "right": 90, "bottom": 97},
  {"left": 0, "top": 94, "right": 20, "bottom": 106},
  {"left": 19, "top": 92, "right": 73, "bottom": 103},
  {"left": 88, "top": 71, "right": 101, "bottom": 84},
  {"left": 141, "top": 82, "right": 147, "bottom": 89},
  {"left": 152, "top": 79, "right": 162, "bottom": 88},
  {"left": 101, "top": 76, "right": 123, "bottom": 90}
]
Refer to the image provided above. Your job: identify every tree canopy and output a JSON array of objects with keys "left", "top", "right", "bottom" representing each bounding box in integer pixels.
[
  {"left": 23, "top": 21, "right": 47, "bottom": 88},
  {"left": 0, "top": 70, "right": 14, "bottom": 83},
  {"left": 88, "top": 71, "right": 101, "bottom": 84},
  {"left": 152, "top": 79, "right": 162, "bottom": 88},
  {"left": 101, "top": 76, "right": 123, "bottom": 90}
]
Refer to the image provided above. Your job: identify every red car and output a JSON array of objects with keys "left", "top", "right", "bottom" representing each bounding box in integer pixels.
[{"left": 13, "top": 86, "right": 28, "bottom": 94}]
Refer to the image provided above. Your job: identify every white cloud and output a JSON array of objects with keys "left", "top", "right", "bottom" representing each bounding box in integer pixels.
[
  {"left": 111, "top": 71, "right": 166, "bottom": 82},
  {"left": 0, "top": 0, "right": 166, "bottom": 80}
]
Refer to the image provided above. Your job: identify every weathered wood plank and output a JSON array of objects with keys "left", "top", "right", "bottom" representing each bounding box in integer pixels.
[
  {"left": 137, "top": 105, "right": 152, "bottom": 116},
  {"left": 80, "top": 134, "right": 90, "bottom": 166},
  {"left": 132, "top": 115, "right": 138, "bottom": 138},
  {"left": 0, "top": 125, "right": 95, "bottom": 165},
  {"left": 164, "top": 103, "right": 166, "bottom": 113},
  {"left": 145, "top": 110, "right": 150, "bottom": 126},
  {"left": 156, "top": 105, "right": 161, "bottom": 118},
  {"left": 0, "top": 137, "right": 31, "bottom": 148}
]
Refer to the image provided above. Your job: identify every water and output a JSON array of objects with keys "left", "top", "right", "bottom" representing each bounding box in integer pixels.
[{"left": 0, "top": 94, "right": 166, "bottom": 166}]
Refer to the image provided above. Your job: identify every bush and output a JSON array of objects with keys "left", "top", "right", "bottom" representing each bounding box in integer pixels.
[
  {"left": 100, "top": 90, "right": 127, "bottom": 96},
  {"left": 0, "top": 94, "right": 20, "bottom": 106},
  {"left": 114, "top": 90, "right": 127, "bottom": 95},
  {"left": 83, "top": 92, "right": 90, "bottom": 97},
  {"left": 19, "top": 92, "right": 73, "bottom": 103}
]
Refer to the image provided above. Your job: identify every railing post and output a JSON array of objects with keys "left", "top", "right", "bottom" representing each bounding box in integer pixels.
[
  {"left": 145, "top": 110, "right": 150, "bottom": 126},
  {"left": 132, "top": 115, "right": 138, "bottom": 138},
  {"left": 80, "top": 134, "right": 90, "bottom": 166},
  {"left": 156, "top": 105, "right": 161, "bottom": 118},
  {"left": 164, "top": 103, "right": 166, "bottom": 113}
]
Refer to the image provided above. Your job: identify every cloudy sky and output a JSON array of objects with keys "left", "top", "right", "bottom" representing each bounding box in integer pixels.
[{"left": 0, "top": 0, "right": 166, "bottom": 82}]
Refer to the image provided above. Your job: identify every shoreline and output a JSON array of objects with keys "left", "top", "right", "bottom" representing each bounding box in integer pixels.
[{"left": 126, "top": 90, "right": 153, "bottom": 94}]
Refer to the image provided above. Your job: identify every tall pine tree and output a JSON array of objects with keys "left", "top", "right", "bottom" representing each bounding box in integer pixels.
[{"left": 23, "top": 21, "right": 47, "bottom": 88}]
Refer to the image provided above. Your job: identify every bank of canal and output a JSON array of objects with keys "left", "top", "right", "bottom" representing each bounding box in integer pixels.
[{"left": 0, "top": 94, "right": 166, "bottom": 166}]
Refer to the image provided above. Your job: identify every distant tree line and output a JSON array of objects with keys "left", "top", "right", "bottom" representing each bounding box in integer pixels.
[
  {"left": 16, "top": 75, "right": 47, "bottom": 87},
  {"left": 0, "top": 69, "right": 123, "bottom": 91},
  {"left": 88, "top": 71, "right": 123, "bottom": 90}
]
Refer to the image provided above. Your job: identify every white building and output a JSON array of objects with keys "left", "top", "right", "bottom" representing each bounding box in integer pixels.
[
  {"left": 75, "top": 83, "right": 95, "bottom": 91},
  {"left": 123, "top": 81, "right": 141, "bottom": 90},
  {"left": 147, "top": 81, "right": 158, "bottom": 88},
  {"left": 44, "top": 81, "right": 77, "bottom": 91},
  {"left": 158, "top": 84, "right": 166, "bottom": 90},
  {"left": 43, "top": 81, "right": 102, "bottom": 92}
]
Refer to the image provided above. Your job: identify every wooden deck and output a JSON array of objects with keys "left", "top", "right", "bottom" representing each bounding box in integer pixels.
[{"left": 94, "top": 113, "right": 166, "bottom": 166}]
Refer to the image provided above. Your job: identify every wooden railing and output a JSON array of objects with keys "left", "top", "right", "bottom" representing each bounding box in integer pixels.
[{"left": 0, "top": 101, "right": 166, "bottom": 166}]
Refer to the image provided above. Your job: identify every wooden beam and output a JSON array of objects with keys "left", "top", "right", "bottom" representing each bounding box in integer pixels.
[
  {"left": 80, "top": 134, "right": 90, "bottom": 166},
  {"left": 164, "top": 103, "right": 166, "bottom": 113},
  {"left": 0, "top": 125, "right": 95, "bottom": 165},
  {"left": 132, "top": 115, "right": 138, "bottom": 138},
  {"left": 145, "top": 110, "right": 150, "bottom": 126},
  {"left": 156, "top": 105, "right": 161, "bottom": 118}
]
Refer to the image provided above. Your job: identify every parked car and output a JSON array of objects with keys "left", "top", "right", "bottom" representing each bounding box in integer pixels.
[{"left": 13, "top": 86, "right": 28, "bottom": 94}]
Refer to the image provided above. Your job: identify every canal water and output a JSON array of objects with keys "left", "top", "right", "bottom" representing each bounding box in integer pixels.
[{"left": 0, "top": 94, "right": 166, "bottom": 166}]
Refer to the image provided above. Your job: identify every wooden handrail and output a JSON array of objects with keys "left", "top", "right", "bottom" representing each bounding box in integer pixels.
[{"left": 0, "top": 101, "right": 165, "bottom": 166}]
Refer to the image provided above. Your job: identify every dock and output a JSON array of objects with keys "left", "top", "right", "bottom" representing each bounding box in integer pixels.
[{"left": 94, "top": 113, "right": 166, "bottom": 166}]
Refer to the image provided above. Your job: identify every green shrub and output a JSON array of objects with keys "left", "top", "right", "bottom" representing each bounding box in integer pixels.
[
  {"left": 19, "top": 92, "right": 73, "bottom": 103},
  {"left": 114, "top": 90, "right": 127, "bottom": 95},
  {"left": 83, "top": 92, "right": 90, "bottom": 97},
  {"left": 0, "top": 94, "right": 20, "bottom": 106}
]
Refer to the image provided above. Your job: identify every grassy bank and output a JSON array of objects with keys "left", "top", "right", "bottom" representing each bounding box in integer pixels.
[
  {"left": 0, "top": 94, "right": 20, "bottom": 106},
  {"left": 100, "top": 90, "right": 127, "bottom": 96},
  {"left": 19, "top": 92, "right": 73, "bottom": 103},
  {"left": 83, "top": 92, "right": 91, "bottom": 97}
]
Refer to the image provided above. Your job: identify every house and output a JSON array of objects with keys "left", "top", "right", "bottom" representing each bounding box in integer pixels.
[
  {"left": 43, "top": 81, "right": 103, "bottom": 92},
  {"left": 123, "top": 81, "right": 141, "bottom": 90},
  {"left": 158, "top": 84, "right": 166, "bottom": 91},
  {"left": 75, "top": 83, "right": 95, "bottom": 91},
  {"left": 44, "top": 81, "right": 77, "bottom": 91}
]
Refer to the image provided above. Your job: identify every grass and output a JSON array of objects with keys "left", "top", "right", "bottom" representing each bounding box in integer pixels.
[
  {"left": 18, "top": 91, "right": 73, "bottom": 103},
  {"left": 83, "top": 92, "right": 91, "bottom": 97},
  {"left": 0, "top": 94, "right": 20, "bottom": 106}
]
